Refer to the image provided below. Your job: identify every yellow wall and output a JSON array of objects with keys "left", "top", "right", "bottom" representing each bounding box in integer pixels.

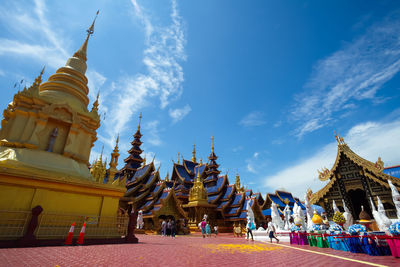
[{"left": 0, "top": 174, "right": 124, "bottom": 217}]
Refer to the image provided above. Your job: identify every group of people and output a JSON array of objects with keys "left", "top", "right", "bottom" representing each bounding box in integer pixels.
[
  {"left": 241, "top": 218, "right": 279, "bottom": 243},
  {"left": 199, "top": 218, "right": 218, "bottom": 238},
  {"left": 161, "top": 219, "right": 176, "bottom": 238}
]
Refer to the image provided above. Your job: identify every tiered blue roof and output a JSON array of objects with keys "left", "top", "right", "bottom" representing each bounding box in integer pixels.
[
  {"left": 262, "top": 208, "right": 283, "bottom": 216},
  {"left": 205, "top": 176, "right": 225, "bottom": 194},
  {"left": 183, "top": 160, "right": 197, "bottom": 174},
  {"left": 276, "top": 191, "right": 296, "bottom": 206},
  {"left": 220, "top": 186, "right": 233, "bottom": 200},
  {"left": 175, "top": 165, "right": 192, "bottom": 182},
  {"left": 208, "top": 194, "right": 220, "bottom": 202},
  {"left": 383, "top": 165, "right": 400, "bottom": 179},
  {"left": 268, "top": 194, "right": 285, "bottom": 208},
  {"left": 217, "top": 200, "right": 230, "bottom": 209},
  {"left": 226, "top": 207, "right": 240, "bottom": 215},
  {"left": 155, "top": 191, "right": 169, "bottom": 205},
  {"left": 231, "top": 193, "right": 244, "bottom": 205}
]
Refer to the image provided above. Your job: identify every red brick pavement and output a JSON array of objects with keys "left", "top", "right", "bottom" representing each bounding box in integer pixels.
[{"left": 0, "top": 235, "right": 399, "bottom": 267}]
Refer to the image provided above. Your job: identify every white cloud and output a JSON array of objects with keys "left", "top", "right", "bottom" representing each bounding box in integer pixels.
[
  {"left": 144, "top": 120, "right": 162, "bottom": 146},
  {"left": 169, "top": 104, "right": 191, "bottom": 124},
  {"left": 253, "top": 152, "right": 259, "bottom": 158},
  {"left": 101, "top": 0, "right": 186, "bottom": 143},
  {"left": 0, "top": 0, "right": 68, "bottom": 69},
  {"left": 264, "top": 118, "right": 400, "bottom": 198},
  {"left": 239, "top": 111, "right": 266, "bottom": 127},
  {"left": 292, "top": 14, "right": 400, "bottom": 137}
]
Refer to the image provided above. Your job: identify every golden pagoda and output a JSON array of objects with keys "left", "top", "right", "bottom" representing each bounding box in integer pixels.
[
  {"left": 188, "top": 171, "right": 208, "bottom": 206},
  {"left": 107, "top": 135, "right": 120, "bottom": 184},
  {"left": 0, "top": 12, "right": 125, "bottom": 216}
]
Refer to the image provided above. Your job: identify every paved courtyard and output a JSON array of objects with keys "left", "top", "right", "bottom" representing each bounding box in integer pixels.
[{"left": 0, "top": 235, "right": 399, "bottom": 267}]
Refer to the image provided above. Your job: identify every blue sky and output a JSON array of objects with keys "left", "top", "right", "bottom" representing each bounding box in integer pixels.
[{"left": 1, "top": 0, "right": 400, "bottom": 198}]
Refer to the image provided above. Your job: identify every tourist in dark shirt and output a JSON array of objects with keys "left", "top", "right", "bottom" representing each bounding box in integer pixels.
[{"left": 171, "top": 220, "right": 176, "bottom": 238}]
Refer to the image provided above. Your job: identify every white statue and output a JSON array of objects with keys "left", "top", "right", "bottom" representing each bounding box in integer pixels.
[
  {"left": 283, "top": 204, "right": 291, "bottom": 230},
  {"left": 377, "top": 196, "right": 392, "bottom": 231},
  {"left": 137, "top": 210, "right": 144, "bottom": 229},
  {"left": 332, "top": 200, "right": 340, "bottom": 213},
  {"left": 342, "top": 199, "right": 353, "bottom": 230},
  {"left": 246, "top": 199, "right": 255, "bottom": 228},
  {"left": 298, "top": 203, "right": 306, "bottom": 230},
  {"left": 388, "top": 180, "right": 400, "bottom": 220},
  {"left": 271, "top": 201, "right": 284, "bottom": 230},
  {"left": 304, "top": 193, "right": 313, "bottom": 230},
  {"left": 203, "top": 214, "right": 208, "bottom": 221}
]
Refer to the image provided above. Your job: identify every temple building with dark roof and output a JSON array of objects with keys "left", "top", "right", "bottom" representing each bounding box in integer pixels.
[
  {"left": 310, "top": 134, "right": 400, "bottom": 220},
  {"left": 109, "top": 117, "right": 309, "bottom": 233}
]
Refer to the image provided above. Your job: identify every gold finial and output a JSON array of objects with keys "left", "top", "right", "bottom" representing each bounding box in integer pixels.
[
  {"left": 165, "top": 172, "right": 169, "bottom": 182},
  {"left": 99, "top": 144, "right": 104, "bottom": 161},
  {"left": 177, "top": 152, "right": 180, "bottom": 164},
  {"left": 192, "top": 143, "right": 196, "bottom": 163},
  {"left": 115, "top": 133, "right": 119, "bottom": 147},
  {"left": 142, "top": 156, "right": 146, "bottom": 166},
  {"left": 200, "top": 158, "right": 203, "bottom": 164},
  {"left": 196, "top": 168, "right": 201, "bottom": 182},
  {"left": 137, "top": 112, "right": 142, "bottom": 131},
  {"left": 91, "top": 91, "right": 100, "bottom": 112},
  {"left": 33, "top": 66, "right": 45, "bottom": 86},
  {"left": 152, "top": 153, "right": 156, "bottom": 163},
  {"left": 211, "top": 136, "right": 214, "bottom": 153},
  {"left": 73, "top": 10, "right": 99, "bottom": 62}
]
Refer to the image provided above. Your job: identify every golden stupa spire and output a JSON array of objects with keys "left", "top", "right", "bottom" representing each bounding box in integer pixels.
[
  {"left": 137, "top": 112, "right": 142, "bottom": 131},
  {"left": 177, "top": 152, "right": 180, "bottom": 164},
  {"left": 33, "top": 66, "right": 45, "bottom": 86},
  {"left": 211, "top": 136, "right": 214, "bottom": 154},
  {"left": 192, "top": 143, "right": 196, "bottom": 163},
  {"left": 91, "top": 91, "right": 100, "bottom": 112},
  {"left": 99, "top": 144, "right": 104, "bottom": 161},
  {"left": 114, "top": 134, "right": 119, "bottom": 150},
  {"left": 73, "top": 10, "right": 99, "bottom": 62}
]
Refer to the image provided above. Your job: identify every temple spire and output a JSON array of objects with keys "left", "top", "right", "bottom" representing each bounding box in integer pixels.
[
  {"left": 192, "top": 144, "right": 196, "bottom": 163},
  {"left": 137, "top": 112, "right": 142, "bottom": 131},
  {"left": 73, "top": 10, "right": 99, "bottom": 62},
  {"left": 211, "top": 136, "right": 214, "bottom": 154}
]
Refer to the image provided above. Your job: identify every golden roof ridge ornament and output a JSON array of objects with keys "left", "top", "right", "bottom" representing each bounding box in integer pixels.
[
  {"left": 73, "top": 10, "right": 99, "bottom": 62},
  {"left": 318, "top": 167, "right": 331, "bottom": 181},
  {"left": 334, "top": 131, "right": 346, "bottom": 146},
  {"left": 375, "top": 156, "right": 384, "bottom": 172},
  {"left": 211, "top": 136, "right": 214, "bottom": 154}
]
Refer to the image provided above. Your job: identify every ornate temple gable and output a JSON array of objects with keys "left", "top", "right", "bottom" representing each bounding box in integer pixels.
[
  {"left": 144, "top": 189, "right": 187, "bottom": 220},
  {"left": 312, "top": 136, "right": 400, "bottom": 204}
]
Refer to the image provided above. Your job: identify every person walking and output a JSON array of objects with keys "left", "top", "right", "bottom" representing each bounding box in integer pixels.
[
  {"left": 171, "top": 219, "right": 176, "bottom": 238},
  {"left": 246, "top": 217, "right": 254, "bottom": 241},
  {"left": 205, "top": 222, "right": 211, "bottom": 237},
  {"left": 161, "top": 220, "right": 166, "bottom": 236},
  {"left": 267, "top": 221, "right": 279, "bottom": 243},
  {"left": 166, "top": 219, "right": 172, "bottom": 236},
  {"left": 214, "top": 225, "right": 218, "bottom": 237},
  {"left": 200, "top": 219, "right": 207, "bottom": 238}
]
